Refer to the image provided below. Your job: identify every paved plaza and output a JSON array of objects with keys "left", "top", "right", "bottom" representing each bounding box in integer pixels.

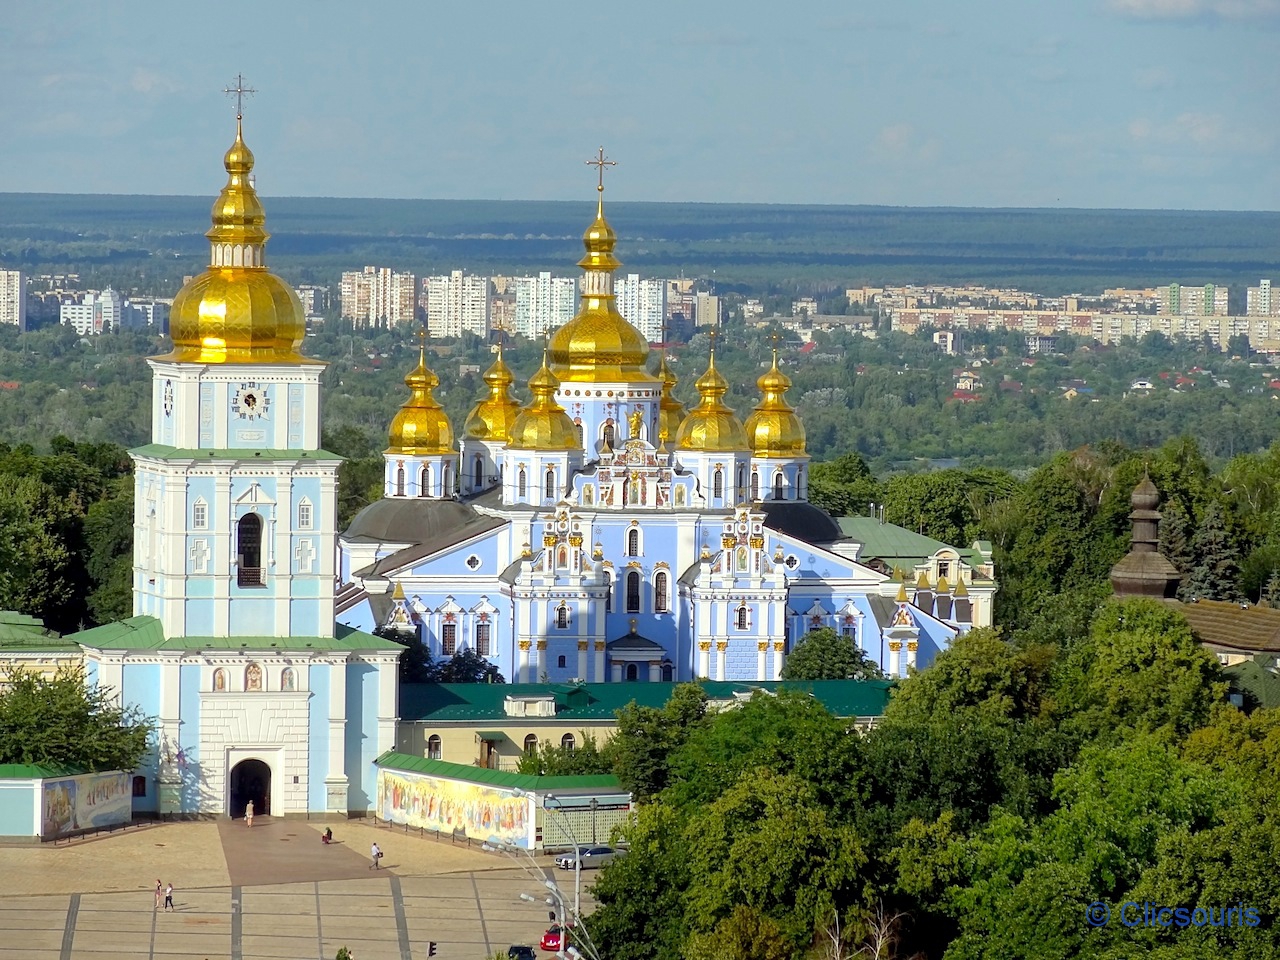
[{"left": 0, "top": 818, "right": 596, "bottom": 960}]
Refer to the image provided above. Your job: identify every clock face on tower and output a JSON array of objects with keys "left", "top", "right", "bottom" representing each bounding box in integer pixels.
[
  {"left": 231, "top": 381, "right": 271, "bottom": 421},
  {"left": 163, "top": 380, "right": 174, "bottom": 417}
]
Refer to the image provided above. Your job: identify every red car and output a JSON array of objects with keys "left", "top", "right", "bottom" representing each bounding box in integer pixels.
[{"left": 540, "top": 924, "right": 570, "bottom": 952}]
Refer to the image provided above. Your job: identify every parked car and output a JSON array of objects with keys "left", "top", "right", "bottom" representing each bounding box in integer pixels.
[
  {"left": 554, "top": 845, "right": 622, "bottom": 870},
  {"left": 540, "top": 925, "right": 567, "bottom": 952},
  {"left": 508, "top": 946, "right": 537, "bottom": 960}
]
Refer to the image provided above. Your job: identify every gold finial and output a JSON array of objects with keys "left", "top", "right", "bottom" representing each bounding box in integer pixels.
[
  {"left": 629, "top": 407, "right": 644, "bottom": 439},
  {"left": 223, "top": 74, "right": 256, "bottom": 121},
  {"left": 586, "top": 146, "right": 617, "bottom": 215}
]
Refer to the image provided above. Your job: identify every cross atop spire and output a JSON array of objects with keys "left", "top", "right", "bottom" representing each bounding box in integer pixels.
[
  {"left": 586, "top": 146, "right": 617, "bottom": 195},
  {"left": 223, "top": 74, "right": 256, "bottom": 121}
]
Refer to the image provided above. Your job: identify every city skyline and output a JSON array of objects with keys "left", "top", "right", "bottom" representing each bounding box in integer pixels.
[{"left": 1, "top": 0, "right": 1276, "bottom": 210}]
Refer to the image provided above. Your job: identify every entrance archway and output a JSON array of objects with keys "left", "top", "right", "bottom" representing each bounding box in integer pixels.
[{"left": 229, "top": 759, "right": 271, "bottom": 819}]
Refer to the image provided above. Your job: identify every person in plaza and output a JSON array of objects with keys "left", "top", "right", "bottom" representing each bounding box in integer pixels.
[
  {"left": 245, "top": 800, "right": 254, "bottom": 827},
  {"left": 164, "top": 883, "right": 174, "bottom": 912},
  {"left": 154, "top": 879, "right": 162, "bottom": 910},
  {"left": 322, "top": 827, "right": 333, "bottom": 844},
  {"left": 370, "top": 842, "right": 382, "bottom": 869}
]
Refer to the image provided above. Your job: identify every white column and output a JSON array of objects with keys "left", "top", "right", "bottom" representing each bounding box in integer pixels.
[
  {"left": 594, "top": 641, "right": 605, "bottom": 682},
  {"left": 610, "top": 661, "right": 623, "bottom": 682},
  {"left": 716, "top": 641, "right": 727, "bottom": 681},
  {"left": 518, "top": 641, "right": 532, "bottom": 683},
  {"left": 888, "top": 640, "right": 902, "bottom": 678},
  {"left": 757, "top": 641, "right": 768, "bottom": 681},
  {"left": 906, "top": 639, "right": 918, "bottom": 672},
  {"left": 698, "top": 641, "right": 711, "bottom": 678},
  {"left": 577, "top": 641, "right": 588, "bottom": 681},
  {"left": 772, "top": 640, "right": 784, "bottom": 680},
  {"left": 648, "top": 660, "right": 661, "bottom": 682},
  {"left": 326, "top": 658, "right": 349, "bottom": 813},
  {"left": 536, "top": 639, "right": 547, "bottom": 681}
]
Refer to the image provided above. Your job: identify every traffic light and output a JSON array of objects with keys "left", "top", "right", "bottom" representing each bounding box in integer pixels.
[{"left": 427, "top": 943, "right": 437, "bottom": 957}]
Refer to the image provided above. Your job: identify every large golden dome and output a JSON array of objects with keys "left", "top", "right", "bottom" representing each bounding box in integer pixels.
[
  {"left": 674, "top": 348, "right": 749, "bottom": 452},
  {"left": 744, "top": 349, "right": 807, "bottom": 458},
  {"left": 387, "top": 341, "right": 454, "bottom": 455},
  {"left": 547, "top": 192, "right": 657, "bottom": 385},
  {"left": 463, "top": 344, "right": 522, "bottom": 441},
  {"left": 508, "top": 351, "right": 580, "bottom": 451},
  {"left": 161, "top": 120, "right": 313, "bottom": 365}
]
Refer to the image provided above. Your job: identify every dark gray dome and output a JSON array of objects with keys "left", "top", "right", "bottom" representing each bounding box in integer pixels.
[
  {"left": 759, "top": 500, "right": 845, "bottom": 544},
  {"left": 344, "top": 498, "right": 481, "bottom": 545}
]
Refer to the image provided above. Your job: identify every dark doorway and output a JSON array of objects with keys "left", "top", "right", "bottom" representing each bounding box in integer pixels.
[
  {"left": 229, "top": 759, "right": 270, "bottom": 818},
  {"left": 237, "top": 513, "right": 264, "bottom": 587}
]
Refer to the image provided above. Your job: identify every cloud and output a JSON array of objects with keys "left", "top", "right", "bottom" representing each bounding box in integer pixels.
[
  {"left": 876, "top": 124, "right": 913, "bottom": 153},
  {"left": 1129, "top": 111, "right": 1225, "bottom": 144},
  {"left": 1108, "top": 0, "right": 1280, "bottom": 19}
]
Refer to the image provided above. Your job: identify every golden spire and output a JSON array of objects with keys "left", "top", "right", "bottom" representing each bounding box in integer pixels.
[
  {"left": 674, "top": 334, "right": 748, "bottom": 452},
  {"left": 547, "top": 148, "right": 657, "bottom": 385},
  {"left": 508, "top": 343, "right": 580, "bottom": 451},
  {"left": 463, "top": 340, "right": 522, "bottom": 441},
  {"left": 162, "top": 91, "right": 312, "bottom": 366},
  {"left": 387, "top": 328, "right": 455, "bottom": 455},
  {"left": 744, "top": 337, "right": 808, "bottom": 458}
]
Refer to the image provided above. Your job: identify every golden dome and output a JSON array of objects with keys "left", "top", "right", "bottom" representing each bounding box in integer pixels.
[
  {"left": 743, "top": 349, "right": 808, "bottom": 458},
  {"left": 463, "top": 344, "right": 523, "bottom": 441},
  {"left": 508, "top": 351, "right": 580, "bottom": 451},
  {"left": 386, "top": 340, "right": 454, "bottom": 455},
  {"left": 547, "top": 192, "right": 657, "bottom": 385},
  {"left": 161, "top": 119, "right": 313, "bottom": 365},
  {"left": 674, "top": 347, "right": 748, "bottom": 452},
  {"left": 655, "top": 354, "right": 686, "bottom": 446}
]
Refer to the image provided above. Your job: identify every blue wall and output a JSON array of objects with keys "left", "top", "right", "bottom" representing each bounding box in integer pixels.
[
  {"left": 0, "top": 784, "right": 34, "bottom": 837},
  {"left": 177, "top": 664, "right": 202, "bottom": 813},
  {"left": 307, "top": 665, "right": 330, "bottom": 811},
  {"left": 344, "top": 661, "right": 378, "bottom": 811}
]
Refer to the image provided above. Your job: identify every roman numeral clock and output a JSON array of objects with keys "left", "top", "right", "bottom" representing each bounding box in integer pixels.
[{"left": 231, "top": 381, "right": 271, "bottom": 421}]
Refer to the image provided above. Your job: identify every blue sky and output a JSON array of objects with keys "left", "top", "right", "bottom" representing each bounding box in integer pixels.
[{"left": 2, "top": 0, "right": 1276, "bottom": 209}]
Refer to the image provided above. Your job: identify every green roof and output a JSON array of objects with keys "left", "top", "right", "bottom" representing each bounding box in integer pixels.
[
  {"left": 374, "top": 752, "right": 624, "bottom": 792},
  {"left": 67, "top": 616, "right": 403, "bottom": 652},
  {"left": 399, "top": 679, "right": 894, "bottom": 724},
  {"left": 0, "top": 611, "right": 77, "bottom": 651},
  {"left": 837, "top": 516, "right": 987, "bottom": 568},
  {"left": 131, "top": 444, "right": 343, "bottom": 462},
  {"left": 1224, "top": 658, "right": 1280, "bottom": 710},
  {"left": 0, "top": 762, "right": 88, "bottom": 780}
]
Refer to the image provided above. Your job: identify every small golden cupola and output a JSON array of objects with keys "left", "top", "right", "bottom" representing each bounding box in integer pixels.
[
  {"left": 655, "top": 353, "right": 687, "bottom": 447},
  {"left": 463, "top": 343, "right": 522, "bottom": 441},
  {"left": 547, "top": 172, "right": 656, "bottom": 385},
  {"left": 743, "top": 346, "right": 808, "bottom": 458},
  {"left": 164, "top": 118, "right": 312, "bottom": 364},
  {"left": 508, "top": 349, "right": 580, "bottom": 451},
  {"left": 674, "top": 343, "right": 749, "bottom": 452},
  {"left": 386, "top": 338, "right": 454, "bottom": 455}
]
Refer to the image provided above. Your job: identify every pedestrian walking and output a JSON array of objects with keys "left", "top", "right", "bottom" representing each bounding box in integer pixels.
[
  {"left": 245, "top": 800, "right": 254, "bottom": 827},
  {"left": 370, "top": 842, "right": 382, "bottom": 869},
  {"left": 154, "top": 879, "right": 162, "bottom": 910},
  {"left": 164, "top": 883, "right": 174, "bottom": 912}
]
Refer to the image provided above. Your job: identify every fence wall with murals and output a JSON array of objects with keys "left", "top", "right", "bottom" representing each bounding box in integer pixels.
[
  {"left": 375, "top": 767, "right": 534, "bottom": 849},
  {"left": 41, "top": 772, "right": 132, "bottom": 840}
]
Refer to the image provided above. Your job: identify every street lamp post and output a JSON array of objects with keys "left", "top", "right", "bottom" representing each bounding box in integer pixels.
[
  {"left": 589, "top": 797, "right": 599, "bottom": 845},
  {"left": 544, "top": 793, "right": 582, "bottom": 920},
  {"left": 487, "top": 836, "right": 602, "bottom": 960}
]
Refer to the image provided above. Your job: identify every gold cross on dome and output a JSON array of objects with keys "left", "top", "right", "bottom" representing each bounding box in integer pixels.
[
  {"left": 586, "top": 146, "right": 617, "bottom": 194},
  {"left": 223, "top": 74, "right": 256, "bottom": 120}
]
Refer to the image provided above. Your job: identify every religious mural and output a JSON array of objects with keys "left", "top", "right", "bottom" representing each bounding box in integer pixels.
[
  {"left": 376, "top": 768, "right": 530, "bottom": 847},
  {"left": 41, "top": 772, "right": 131, "bottom": 839}
]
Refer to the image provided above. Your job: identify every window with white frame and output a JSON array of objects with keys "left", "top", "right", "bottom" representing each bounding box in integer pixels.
[
  {"left": 441, "top": 623, "right": 457, "bottom": 656},
  {"left": 736, "top": 604, "right": 750, "bottom": 629},
  {"left": 626, "top": 527, "right": 640, "bottom": 556},
  {"left": 427, "top": 734, "right": 442, "bottom": 760},
  {"left": 654, "top": 571, "right": 669, "bottom": 613},
  {"left": 297, "top": 498, "right": 312, "bottom": 530},
  {"left": 475, "top": 621, "right": 491, "bottom": 656},
  {"left": 192, "top": 498, "right": 208, "bottom": 530}
]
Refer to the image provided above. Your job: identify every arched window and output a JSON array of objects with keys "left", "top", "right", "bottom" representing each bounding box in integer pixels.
[
  {"left": 475, "top": 622, "right": 491, "bottom": 656},
  {"left": 773, "top": 471, "right": 784, "bottom": 500},
  {"left": 626, "top": 528, "right": 640, "bottom": 556},
  {"left": 443, "top": 462, "right": 452, "bottom": 495},
  {"left": 245, "top": 662, "right": 263, "bottom": 691},
  {"left": 281, "top": 667, "right": 296, "bottom": 692},
  {"left": 603, "top": 423, "right": 615, "bottom": 450},
  {"left": 575, "top": 423, "right": 584, "bottom": 447},
  {"left": 798, "top": 467, "right": 807, "bottom": 500},
  {"left": 523, "top": 734, "right": 538, "bottom": 754},
  {"left": 427, "top": 735, "right": 442, "bottom": 760},
  {"left": 420, "top": 465, "right": 431, "bottom": 497},
  {"left": 561, "top": 733, "right": 576, "bottom": 751},
  {"left": 473, "top": 455, "right": 484, "bottom": 488},
  {"left": 750, "top": 471, "right": 760, "bottom": 501},
  {"left": 713, "top": 468, "right": 724, "bottom": 499},
  {"left": 622, "top": 477, "right": 630, "bottom": 506},
  {"left": 132, "top": 775, "right": 147, "bottom": 798},
  {"left": 661, "top": 663, "right": 674, "bottom": 681},
  {"left": 654, "top": 571, "right": 669, "bottom": 613},
  {"left": 545, "top": 467, "right": 556, "bottom": 500},
  {"left": 626, "top": 570, "right": 641, "bottom": 613},
  {"left": 736, "top": 465, "right": 745, "bottom": 498},
  {"left": 736, "top": 605, "right": 749, "bottom": 630},
  {"left": 556, "top": 604, "right": 569, "bottom": 629},
  {"left": 625, "top": 663, "right": 639, "bottom": 681},
  {"left": 396, "top": 466, "right": 406, "bottom": 497},
  {"left": 517, "top": 466, "right": 527, "bottom": 498},
  {"left": 557, "top": 655, "right": 567, "bottom": 668},
  {"left": 236, "top": 513, "right": 264, "bottom": 586}
]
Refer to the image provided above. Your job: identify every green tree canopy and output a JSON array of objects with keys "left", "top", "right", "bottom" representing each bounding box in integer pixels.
[{"left": 780, "top": 626, "right": 885, "bottom": 682}]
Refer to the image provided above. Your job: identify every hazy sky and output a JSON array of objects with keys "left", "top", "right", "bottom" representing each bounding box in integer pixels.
[{"left": 2, "top": 0, "right": 1277, "bottom": 209}]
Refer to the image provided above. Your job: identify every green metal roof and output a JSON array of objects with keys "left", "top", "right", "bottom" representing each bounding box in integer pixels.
[
  {"left": 130, "top": 444, "right": 343, "bottom": 462},
  {"left": 374, "top": 752, "right": 624, "bottom": 792},
  {"left": 837, "top": 516, "right": 987, "bottom": 568},
  {"left": 399, "top": 679, "right": 894, "bottom": 724},
  {"left": 0, "top": 762, "right": 88, "bottom": 779},
  {"left": 0, "top": 611, "right": 76, "bottom": 650},
  {"left": 67, "top": 617, "right": 403, "bottom": 652},
  {"left": 1224, "top": 658, "right": 1280, "bottom": 710}
]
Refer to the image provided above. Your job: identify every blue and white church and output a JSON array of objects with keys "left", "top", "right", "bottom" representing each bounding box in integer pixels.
[
  {"left": 336, "top": 183, "right": 996, "bottom": 685},
  {"left": 68, "top": 118, "right": 401, "bottom": 820}
]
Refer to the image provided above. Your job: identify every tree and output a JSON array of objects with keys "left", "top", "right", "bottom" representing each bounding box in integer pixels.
[
  {"left": 808, "top": 453, "right": 881, "bottom": 518},
  {"left": 1184, "top": 500, "right": 1243, "bottom": 602},
  {"left": 436, "top": 648, "right": 505, "bottom": 684},
  {"left": 0, "top": 664, "right": 151, "bottom": 770},
  {"left": 1158, "top": 496, "right": 1193, "bottom": 584},
  {"left": 517, "top": 732, "right": 610, "bottom": 776},
  {"left": 605, "top": 684, "right": 708, "bottom": 801},
  {"left": 780, "top": 627, "right": 885, "bottom": 681}
]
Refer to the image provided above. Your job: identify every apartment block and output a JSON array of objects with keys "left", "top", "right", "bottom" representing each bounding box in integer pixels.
[
  {"left": 1157, "top": 282, "right": 1229, "bottom": 317},
  {"left": 60, "top": 288, "right": 123, "bottom": 335},
  {"left": 694, "top": 292, "right": 721, "bottom": 328},
  {"left": 614, "top": 273, "right": 666, "bottom": 342},
  {"left": 0, "top": 270, "right": 26, "bottom": 330},
  {"left": 340, "top": 266, "right": 417, "bottom": 326},
  {"left": 1247, "top": 280, "right": 1277, "bottom": 316},
  {"left": 513, "top": 272, "right": 577, "bottom": 339},
  {"left": 424, "top": 270, "right": 492, "bottom": 339}
]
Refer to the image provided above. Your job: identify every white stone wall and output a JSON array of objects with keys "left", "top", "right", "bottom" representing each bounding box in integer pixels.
[{"left": 198, "top": 692, "right": 311, "bottom": 815}]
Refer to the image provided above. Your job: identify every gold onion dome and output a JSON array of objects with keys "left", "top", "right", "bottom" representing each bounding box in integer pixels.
[
  {"left": 675, "top": 347, "right": 748, "bottom": 452},
  {"left": 386, "top": 340, "right": 454, "bottom": 455},
  {"left": 164, "top": 119, "right": 311, "bottom": 365},
  {"left": 463, "top": 344, "right": 522, "bottom": 441},
  {"left": 743, "top": 349, "right": 808, "bottom": 457},
  {"left": 547, "top": 190, "right": 656, "bottom": 385},
  {"left": 508, "top": 349, "right": 580, "bottom": 451},
  {"left": 655, "top": 354, "right": 686, "bottom": 446}
]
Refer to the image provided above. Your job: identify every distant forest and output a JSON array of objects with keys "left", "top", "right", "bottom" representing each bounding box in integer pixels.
[{"left": 1, "top": 194, "right": 1277, "bottom": 297}]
